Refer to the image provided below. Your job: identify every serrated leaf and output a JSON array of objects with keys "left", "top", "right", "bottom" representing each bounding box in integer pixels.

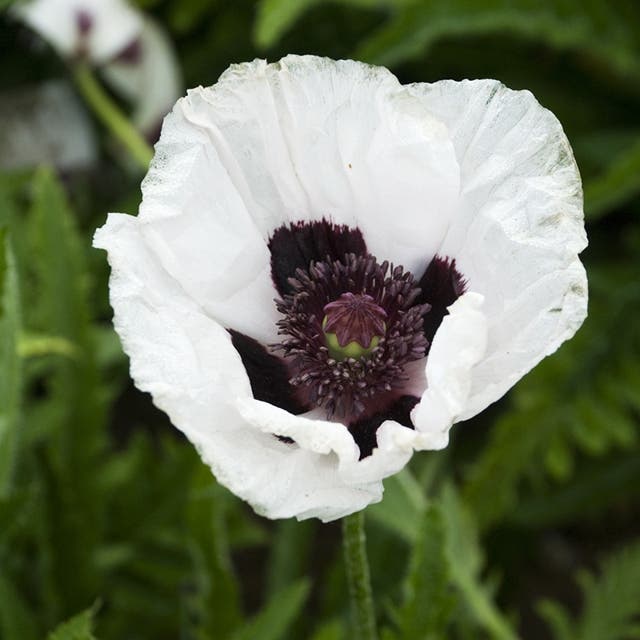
[
  {"left": 538, "top": 541, "right": 640, "bottom": 640},
  {"left": 185, "top": 464, "right": 243, "bottom": 640},
  {"left": 441, "top": 486, "right": 518, "bottom": 640},
  {"left": 396, "top": 503, "right": 456, "bottom": 639},
  {"left": 463, "top": 260, "right": 640, "bottom": 531},
  {"left": 46, "top": 604, "right": 99, "bottom": 640},
  {"left": 367, "top": 468, "right": 426, "bottom": 542},
  {"left": 25, "top": 168, "right": 107, "bottom": 618},
  {"left": 231, "top": 579, "right": 311, "bottom": 640}
]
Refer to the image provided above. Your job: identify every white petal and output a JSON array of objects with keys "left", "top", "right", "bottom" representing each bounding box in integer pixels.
[
  {"left": 15, "top": 0, "right": 142, "bottom": 64},
  {"left": 101, "top": 17, "right": 182, "bottom": 135},
  {"left": 411, "top": 292, "right": 488, "bottom": 448},
  {"left": 409, "top": 79, "right": 587, "bottom": 419},
  {"left": 138, "top": 129, "right": 279, "bottom": 343},
  {"left": 94, "top": 213, "right": 383, "bottom": 522},
  {"left": 160, "top": 55, "right": 459, "bottom": 273}
]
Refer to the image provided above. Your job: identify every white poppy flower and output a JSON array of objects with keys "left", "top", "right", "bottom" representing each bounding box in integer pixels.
[
  {"left": 15, "top": 0, "right": 143, "bottom": 64},
  {"left": 14, "top": 0, "right": 182, "bottom": 137},
  {"left": 94, "top": 55, "right": 587, "bottom": 522}
]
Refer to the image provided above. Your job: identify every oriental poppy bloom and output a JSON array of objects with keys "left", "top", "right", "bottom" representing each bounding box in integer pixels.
[{"left": 95, "top": 56, "right": 587, "bottom": 521}]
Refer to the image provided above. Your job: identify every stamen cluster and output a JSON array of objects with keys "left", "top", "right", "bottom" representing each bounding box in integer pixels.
[{"left": 274, "top": 253, "right": 430, "bottom": 419}]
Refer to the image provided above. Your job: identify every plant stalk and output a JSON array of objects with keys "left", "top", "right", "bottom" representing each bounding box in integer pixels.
[
  {"left": 342, "top": 511, "right": 378, "bottom": 640},
  {"left": 72, "top": 63, "right": 153, "bottom": 171}
]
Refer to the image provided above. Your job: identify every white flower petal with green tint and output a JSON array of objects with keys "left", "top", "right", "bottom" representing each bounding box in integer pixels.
[{"left": 96, "top": 56, "right": 587, "bottom": 521}]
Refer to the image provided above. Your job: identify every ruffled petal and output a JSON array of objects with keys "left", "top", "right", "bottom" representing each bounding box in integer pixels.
[
  {"left": 15, "top": 0, "right": 142, "bottom": 64},
  {"left": 409, "top": 79, "right": 587, "bottom": 419},
  {"left": 164, "top": 55, "right": 459, "bottom": 274},
  {"left": 135, "top": 127, "right": 280, "bottom": 343},
  {"left": 94, "top": 213, "right": 384, "bottom": 522},
  {"left": 411, "top": 292, "right": 488, "bottom": 448}
]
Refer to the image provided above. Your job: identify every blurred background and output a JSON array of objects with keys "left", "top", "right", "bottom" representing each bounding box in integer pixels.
[{"left": 0, "top": 1, "right": 639, "bottom": 639}]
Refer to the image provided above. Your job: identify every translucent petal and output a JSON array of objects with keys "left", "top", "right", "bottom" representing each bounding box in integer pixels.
[
  {"left": 94, "top": 213, "right": 383, "bottom": 522},
  {"left": 409, "top": 79, "right": 587, "bottom": 419}
]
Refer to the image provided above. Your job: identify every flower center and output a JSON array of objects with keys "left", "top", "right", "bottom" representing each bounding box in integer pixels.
[
  {"left": 273, "top": 253, "right": 431, "bottom": 419},
  {"left": 322, "top": 293, "right": 387, "bottom": 361}
]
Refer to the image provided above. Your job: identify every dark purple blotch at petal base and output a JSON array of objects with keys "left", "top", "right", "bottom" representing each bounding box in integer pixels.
[
  {"left": 417, "top": 256, "right": 467, "bottom": 344},
  {"left": 268, "top": 219, "right": 367, "bottom": 297},
  {"left": 228, "top": 330, "right": 308, "bottom": 415},
  {"left": 349, "top": 395, "right": 419, "bottom": 459}
]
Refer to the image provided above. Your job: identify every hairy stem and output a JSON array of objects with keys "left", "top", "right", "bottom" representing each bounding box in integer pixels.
[{"left": 342, "top": 511, "right": 378, "bottom": 640}]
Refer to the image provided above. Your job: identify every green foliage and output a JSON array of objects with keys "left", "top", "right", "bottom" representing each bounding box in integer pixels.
[
  {"left": 539, "top": 541, "right": 640, "bottom": 640},
  {"left": 47, "top": 605, "right": 99, "bottom": 640},
  {"left": 584, "top": 136, "right": 640, "bottom": 220},
  {"left": 231, "top": 579, "right": 311, "bottom": 640},
  {"left": 394, "top": 503, "right": 455, "bottom": 640},
  {"left": 0, "top": 230, "right": 21, "bottom": 496},
  {"left": 185, "top": 464, "right": 242, "bottom": 640},
  {"left": 2, "top": 1, "right": 640, "bottom": 639},
  {"left": 463, "top": 257, "right": 640, "bottom": 531}
]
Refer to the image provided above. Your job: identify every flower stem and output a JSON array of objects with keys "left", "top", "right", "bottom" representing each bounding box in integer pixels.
[
  {"left": 342, "top": 511, "right": 378, "bottom": 640},
  {"left": 72, "top": 63, "right": 153, "bottom": 171}
]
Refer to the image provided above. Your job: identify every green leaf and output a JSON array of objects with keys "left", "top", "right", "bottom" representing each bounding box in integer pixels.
[
  {"left": 266, "top": 518, "right": 314, "bottom": 595},
  {"left": 584, "top": 136, "right": 640, "bottom": 219},
  {"left": 463, "top": 260, "right": 640, "bottom": 531},
  {"left": 441, "top": 486, "right": 518, "bottom": 640},
  {"left": 354, "top": 0, "right": 640, "bottom": 86},
  {"left": 186, "top": 464, "right": 243, "bottom": 640},
  {"left": 310, "top": 619, "right": 346, "bottom": 640},
  {"left": 24, "top": 168, "right": 107, "bottom": 618},
  {"left": 396, "top": 503, "right": 456, "bottom": 639},
  {"left": 253, "top": 0, "right": 405, "bottom": 47},
  {"left": 0, "top": 574, "right": 39, "bottom": 640},
  {"left": 231, "top": 579, "right": 311, "bottom": 640},
  {"left": 0, "top": 230, "right": 21, "bottom": 496},
  {"left": 254, "top": 0, "right": 323, "bottom": 48},
  {"left": 538, "top": 541, "right": 640, "bottom": 640},
  {"left": 46, "top": 604, "right": 99, "bottom": 640},
  {"left": 367, "top": 467, "right": 427, "bottom": 542}
]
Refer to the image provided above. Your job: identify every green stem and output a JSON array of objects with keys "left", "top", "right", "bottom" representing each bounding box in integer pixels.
[
  {"left": 342, "top": 511, "right": 378, "bottom": 640},
  {"left": 72, "top": 63, "right": 153, "bottom": 171}
]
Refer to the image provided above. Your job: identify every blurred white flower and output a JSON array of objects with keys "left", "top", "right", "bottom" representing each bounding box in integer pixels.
[
  {"left": 15, "top": 0, "right": 142, "bottom": 64},
  {"left": 95, "top": 55, "right": 588, "bottom": 522},
  {"left": 15, "top": 0, "right": 182, "bottom": 137}
]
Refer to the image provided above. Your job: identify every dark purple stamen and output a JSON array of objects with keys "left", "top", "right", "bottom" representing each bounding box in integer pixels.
[
  {"left": 228, "top": 220, "right": 470, "bottom": 459},
  {"left": 323, "top": 293, "right": 387, "bottom": 348},
  {"left": 274, "top": 252, "right": 430, "bottom": 420}
]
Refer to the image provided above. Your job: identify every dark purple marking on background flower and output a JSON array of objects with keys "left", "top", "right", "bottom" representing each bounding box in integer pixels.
[
  {"left": 114, "top": 38, "right": 142, "bottom": 65},
  {"left": 75, "top": 9, "right": 93, "bottom": 35},
  {"left": 417, "top": 256, "right": 467, "bottom": 344},
  {"left": 268, "top": 219, "right": 366, "bottom": 296},
  {"left": 228, "top": 330, "right": 308, "bottom": 415}
]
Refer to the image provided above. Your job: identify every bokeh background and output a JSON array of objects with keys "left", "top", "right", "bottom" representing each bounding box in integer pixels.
[{"left": 1, "top": 1, "right": 639, "bottom": 639}]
